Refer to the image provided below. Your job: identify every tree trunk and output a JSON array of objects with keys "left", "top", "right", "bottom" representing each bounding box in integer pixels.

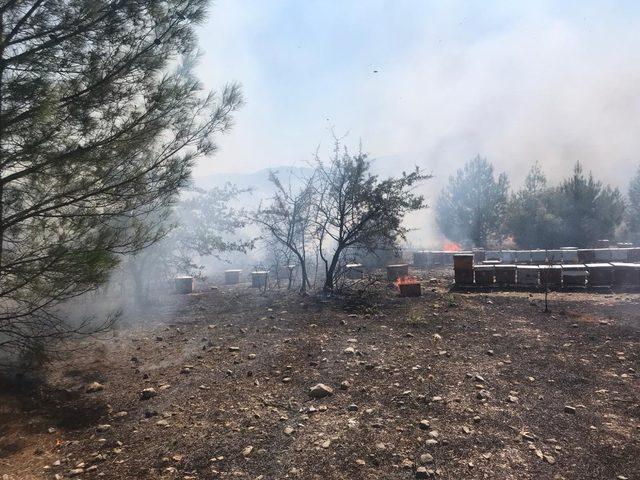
[{"left": 323, "top": 248, "right": 342, "bottom": 291}]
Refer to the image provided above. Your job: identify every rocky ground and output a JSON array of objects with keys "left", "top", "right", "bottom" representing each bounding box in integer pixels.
[{"left": 1, "top": 270, "right": 639, "bottom": 479}]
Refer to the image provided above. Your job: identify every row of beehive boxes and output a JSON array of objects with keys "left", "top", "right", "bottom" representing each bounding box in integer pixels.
[
  {"left": 413, "top": 250, "right": 474, "bottom": 267},
  {"left": 414, "top": 248, "right": 640, "bottom": 267},
  {"left": 461, "top": 263, "right": 640, "bottom": 288},
  {"left": 484, "top": 248, "right": 640, "bottom": 264}
]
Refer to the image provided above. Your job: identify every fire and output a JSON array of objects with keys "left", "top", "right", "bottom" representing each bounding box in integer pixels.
[
  {"left": 443, "top": 241, "right": 462, "bottom": 252},
  {"left": 395, "top": 275, "right": 419, "bottom": 287}
]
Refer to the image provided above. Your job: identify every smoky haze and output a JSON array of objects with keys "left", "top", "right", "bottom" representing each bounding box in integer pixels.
[
  {"left": 191, "top": 1, "right": 640, "bottom": 247},
  {"left": 194, "top": 1, "right": 640, "bottom": 186}
]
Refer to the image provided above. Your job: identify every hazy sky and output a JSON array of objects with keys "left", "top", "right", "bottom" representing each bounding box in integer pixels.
[{"left": 193, "top": 0, "right": 640, "bottom": 189}]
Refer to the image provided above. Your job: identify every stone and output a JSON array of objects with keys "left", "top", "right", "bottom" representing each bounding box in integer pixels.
[
  {"left": 309, "top": 383, "right": 334, "bottom": 398},
  {"left": 140, "top": 388, "right": 157, "bottom": 400},
  {"left": 242, "top": 446, "right": 253, "bottom": 457},
  {"left": 355, "top": 459, "right": 366, "bottom": 466},
  {"left": 507, "top": 395, "right": 518, "bottom": 403},
  {"left": 564, "top": 405, "right": 576, "bottom": 414},
  {"left": 419, "top": 453, "right": 434, "bottom": 464},
  {"left": 228, "top": 346, "right": 240, "bottom": 352},
  {"left": 418, "top": 419, "right": 431, "bottom": 430},
  {"left": 86, "top": 382, "right": 104, "bottom": 393},
  {"left": 544, "top": 455, "right": 556, "bottom": 465},
  {"left": 347, "top": 403, "right": 358, "bottom": 412},
  {"left": 343, "top": 347, "right": 356, "bottom": 355},
  {"left": 401, "top": 458, "right": 414, "bottom": 469},
  {"left": 340, "top": 380, "right": 350, "bottom": 390},
  {"left": 284, "top": 426, "right": 294, "bottom": 435},
  {"left": 96, "top": 424, "right": 112, "bottom": 432},
  {"left": 416, "top": 466, "right": 431, "bottom": 478}
]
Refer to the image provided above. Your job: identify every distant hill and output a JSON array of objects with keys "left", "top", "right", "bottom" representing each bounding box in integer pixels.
[{"left": 194, "top": 165, "right": 315, "bottom": 201}]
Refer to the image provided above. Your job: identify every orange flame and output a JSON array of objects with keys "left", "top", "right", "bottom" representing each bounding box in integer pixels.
[
  {"left": 443, "top": 241, "right": 462, "bottom": 252},
  {"left": 395, "top": 275, "right": 419, "bottom": 288}
]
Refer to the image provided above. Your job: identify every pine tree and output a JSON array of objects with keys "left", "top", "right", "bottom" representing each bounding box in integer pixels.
[
  {"left": 0, "top": 1, "right": 242, "bottom": 360},
  {"left": 435, "top": 155, "right": 509, "bottom": 247}
]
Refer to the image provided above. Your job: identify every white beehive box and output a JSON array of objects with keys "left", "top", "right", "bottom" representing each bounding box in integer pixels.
[{"left": 530, "top": 250, "right": 547, "bottom": 263}]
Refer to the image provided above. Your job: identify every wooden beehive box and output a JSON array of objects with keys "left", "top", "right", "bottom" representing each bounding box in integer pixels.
[
  {"left": 585, "top": 263, "right": 614, "bottom": 287},
  {"left": 224, "top": 269, "right": 242, "bottom": 285}
]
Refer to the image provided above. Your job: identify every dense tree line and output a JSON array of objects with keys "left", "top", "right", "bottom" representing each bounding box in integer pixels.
[{"left": 436, "top": 158, "right": 632, "bottom": 248}]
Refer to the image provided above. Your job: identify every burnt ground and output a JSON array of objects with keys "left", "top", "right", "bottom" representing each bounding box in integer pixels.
[{"left": 1, "top": 270, "right": 639, "bottom": 480}]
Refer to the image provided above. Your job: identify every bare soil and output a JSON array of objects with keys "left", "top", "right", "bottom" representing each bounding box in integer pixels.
[{"left": 1, "top": 270, "right": 639, "bottom": 479}]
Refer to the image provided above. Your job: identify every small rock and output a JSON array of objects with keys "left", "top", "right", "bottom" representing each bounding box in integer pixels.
[
  {"left": 242, "top": 446, "right": 253, "bottom": 457},
  {"left": 564, "top": 405, "right": 576, "bottom": 414},
  {"left": 96, "top": 424, "right": 111, "bottom": 432},
  {"left": 343, "top": 347, "right": 356, "bottom": 355},
  {"left": 419, "top": 453, "right": 434, "bottom": 464},
  {"left": 355, "top": 459, "right": 366, "bottom": 466},
  {"left": 347, "top": 403, "right": 358, "bottom": 412},
  {"left": 86, "top": 382, "right": 104, "bottom": 393},
  {"left": 507, "top": 395, "right": 518, "bottom": 403},
  {"left": 140, "top": 388, "right": 157, "bottom": 400},
  {"left": 544, "top": 455, "right": 556, "bottom": 465},
  {"left": 340, "top": 380, "right": 350, "bottom": 390},
  {"left": 284, "top": 426, "right": 294, "bottom": 435},
  {"left": 228, "top": 346, "right": 240, "bottom": 352},
  {"left": 401, "top": 458, "right": 414, "bottom": 469},
  {"left": 416, "top": 466, "right": 431, "bottom": 478},
  {"left": 419, "top": 419, "right": 431, "bottom": 430},
  {"left": 309, "top": 383, "right": 334, "bottom": 398}
]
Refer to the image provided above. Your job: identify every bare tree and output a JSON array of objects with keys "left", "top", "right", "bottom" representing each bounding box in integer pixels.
[
  {"left": 253, "top": 171, "right": 316, "bottom": 293},
  {"left": 313, "top": 142, "right": 430, "bottom": 291}
]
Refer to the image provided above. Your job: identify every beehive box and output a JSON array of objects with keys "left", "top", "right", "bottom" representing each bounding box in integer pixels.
[
  {"left": 224, "top": 269, "right": 242, "bottom": 285},
  {"left": 577, "top": 249, "right": 596, "bottom": 263},
  {"left": 610, "top": 262, "right": 640, "bottom": 287},
  {"left": 473, "top": 249, "right": 486, "bottom": 263},
  {"left": 594, "top": 249, "right": 612, "bottom": 262},
  {"left": 546, "top": 250, "right": 564, "bottom": 263},
  {"left": 453, "top": 253, "right": 474, "bottom": 271},
  {"left": 174, "top": 276, "right": 194, "bottom": 294},
  {"left": 251, "top": 271, "right": 269, "bottom": 288},
  {"left": 474, "top": 265, "right": 495, "bottom": 286},
  {"left": 485, "top": 250, "right": 501, "bottom": 261},
  {"left": 629, "top": 247, "right": 640, "bottom": 263},
  {"left": 345, "top": 263, "right": 364, "bottom": 279},
  {"left": 562, "top": 265, "right": 587, "bottom": 288},
  {"left": 539, "top": 265, "right": 562, "bottom": 287},
  {"left": 530, "top": 250, "right": 547, "bottom": 264},
  {"left": 610, "top": 248, "right": 628, "bottom": 262},
  {"left": 386, "top": 264, "right": 409, "bottom": 282},
  {"left": 585, "top": 263, "right": 614, "bottom": 287},
  {"left": 412, "top": 251, "right": 429, "bottom": 268},
  {"left": 495, "top": 264, "right": 516, "bottom": 286},
  {"left": 561, "top": 249, "right": 579, "bottom": 263},
  {"left": 516, "top": 265, "right": 539, "bottom": 286},
  {"left": 515, "top": 250, "right": 532, "bottom": 264},
  {"left": 501, "top": 250, "right": 516, "bottom": 263}
]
